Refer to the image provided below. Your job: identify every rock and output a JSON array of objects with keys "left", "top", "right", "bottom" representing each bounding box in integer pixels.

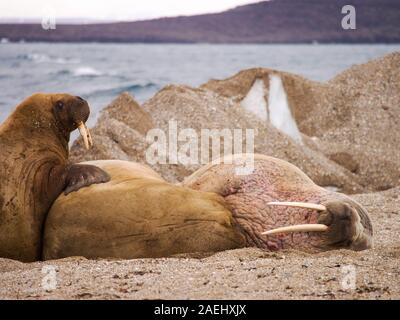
[
  {"left": 71, "top": 87, "right": 361, "bottom": 192},
  {"left": 70, "top": 92, "right": 152, "bottom": 164},
  {"left": 202, "top": 52, "right": 400, "bottom": 191},
  {"left": 70, "top": 52, "right": 400, "bottom": 193},
  {"left": 142, "top": 84, "right": 362, "bottom": 191}
]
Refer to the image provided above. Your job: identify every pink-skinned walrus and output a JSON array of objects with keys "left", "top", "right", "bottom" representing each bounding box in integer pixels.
[{"left": 43, "top": 154, "right": 373, "bottom": 260}]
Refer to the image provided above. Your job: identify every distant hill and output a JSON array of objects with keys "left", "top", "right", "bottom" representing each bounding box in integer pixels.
[{"left": 1, "top": 0, "right": 399, "bottom": 43}]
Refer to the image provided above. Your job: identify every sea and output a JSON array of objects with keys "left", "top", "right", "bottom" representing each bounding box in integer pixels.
[{"left": 0, "top": 43, "right": 399, "bottom": 127}]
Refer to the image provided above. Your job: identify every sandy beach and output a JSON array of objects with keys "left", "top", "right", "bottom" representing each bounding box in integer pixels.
[{"left": 0, "top": 187, "right": 398, "bottom": 300}]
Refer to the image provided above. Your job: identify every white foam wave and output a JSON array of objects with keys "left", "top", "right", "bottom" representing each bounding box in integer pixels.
[
  {"left": 24, "top": 53, "right": 80, "bottom": 64},
  {"left": 73, "top": 66, "right": 103, "bottom": 77}
]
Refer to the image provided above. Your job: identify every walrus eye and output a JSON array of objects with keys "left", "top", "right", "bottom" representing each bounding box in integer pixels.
[{"left": 56, "top": 101, "right": 64, "bottom": 110}]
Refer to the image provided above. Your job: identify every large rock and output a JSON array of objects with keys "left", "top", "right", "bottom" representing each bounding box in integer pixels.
[
  {"left": 70, "top": 92, "right": 152, "bottom": 162},
  {"left": 202, "top": 52, "right": 400, "bottom": 191},
  {"left": 70, "top": 52, "right": 400, "bottom": 193},
  {"left": 71, "top": 88, "right": 362, "bottom": 192}
]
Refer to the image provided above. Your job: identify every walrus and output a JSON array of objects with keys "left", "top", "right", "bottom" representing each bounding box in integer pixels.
[
  {"left": 43, "top": 154, "right": 373, "bottom": 260},
  {"left": 0, "top": 93, "right": 110, "bottom": 262},
  {"left": 43, "top": 160, "right": 244, "bottom": 259}
]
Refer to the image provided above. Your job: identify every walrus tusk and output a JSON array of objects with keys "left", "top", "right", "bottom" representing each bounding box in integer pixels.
[
  {"left": 262, "top": 224, "right": 328, "bottom": 235},
  {"left": 87, "top": 125, "right": 93, "bottom": 146},
  {"left": 77, "top": 122, "right": 93, "bottom": 150},
  {"left": 268, "top": 201, "right": 327, "bottom": 211}
]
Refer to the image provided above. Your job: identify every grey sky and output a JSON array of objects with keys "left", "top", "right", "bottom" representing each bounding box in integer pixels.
[{"left": 0, "top": 0, "right": 261, "bottom": 22}]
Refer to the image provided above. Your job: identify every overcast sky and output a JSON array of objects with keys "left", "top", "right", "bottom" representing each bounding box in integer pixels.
[{"left": 0, "top": 0, "right": 260, "bottom": 22}]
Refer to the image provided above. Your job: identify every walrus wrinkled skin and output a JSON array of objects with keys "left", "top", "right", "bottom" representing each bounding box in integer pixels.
[
  {"left": 183, "top": 154, "right": 373, "bottom": 252},
  {"left": 0, "top": 93, "right": 110, "bottom": 262},
  {"left": 43, "top": 154, "right": 373, "bottom": 260}
]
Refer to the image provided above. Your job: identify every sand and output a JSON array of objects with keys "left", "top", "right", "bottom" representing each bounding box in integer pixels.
[{"left": 0, "top": 188, "right": 398, "bottom": 300}]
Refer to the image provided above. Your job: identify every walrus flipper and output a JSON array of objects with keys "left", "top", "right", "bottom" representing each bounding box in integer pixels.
[{"left": 64, "top": 164, "right": 110, "bottom": 195}]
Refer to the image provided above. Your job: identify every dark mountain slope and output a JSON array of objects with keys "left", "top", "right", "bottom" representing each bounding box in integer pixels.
[{"left": 0, "top": 0, "right": 399, "bottom": 43}]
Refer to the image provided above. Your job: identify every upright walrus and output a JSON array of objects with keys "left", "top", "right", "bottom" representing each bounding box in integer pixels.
[
  {"left": 0, "top": 93, "right": 110, "bottom": 262},
  {"left": 43, "top": 154, "right": 373, "bottom": 260}
]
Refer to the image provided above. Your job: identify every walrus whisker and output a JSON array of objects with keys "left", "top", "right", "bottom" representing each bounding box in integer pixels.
[
  {"left": 78, "top": 122, "right": 93, "bottom": 150},
  {"left": 267, "top": 201, "right": 327, "bottom": 211},
  {"left": 262, "top": 224, "right": 328, "bottom": 235}
]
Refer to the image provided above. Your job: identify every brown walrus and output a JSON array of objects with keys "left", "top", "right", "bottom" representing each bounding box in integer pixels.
[
  {"left": 0, "top": 93, "right": 110, "bottom": 262},
  {"left": 43, "top": 160, "right": 243, "bottom": 259},
  {"left": 43, "top": 154, "right": 373, "bottom": 260}
]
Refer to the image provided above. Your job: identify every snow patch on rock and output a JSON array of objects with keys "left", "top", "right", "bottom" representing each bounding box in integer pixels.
[
  {"left": 268, "top": 74, "right": 303, "bottom": 144},
  {"left": 240, "top": 79, "right": 268, "bottom": 122}
]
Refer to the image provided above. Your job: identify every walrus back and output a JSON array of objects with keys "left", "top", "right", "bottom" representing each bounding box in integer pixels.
[{"left": 43, "top": 160, "right": 245, "bottom": 260}]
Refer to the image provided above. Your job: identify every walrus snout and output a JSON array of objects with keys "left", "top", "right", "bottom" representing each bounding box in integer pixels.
[
  {"left": 263, "top": 200, "right": 373, "bottom": 251},
  {"left": 317, "top": 201, "right": 373, "bottom": 251},
  {"left": 69, "top": 96, "right": 90, "bottom": 126}
]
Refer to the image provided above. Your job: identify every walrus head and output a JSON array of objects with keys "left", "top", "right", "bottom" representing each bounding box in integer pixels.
[
  {"left": 262, "top": 198, "right": 373, "bottom": 252},
  {"left": 51, "top": 94, "right": 93, "bottom": 149},
  {"left": 9, "top": 93, "right": 93, "bottom": 150},
  {"left": 183, "top": 154, "right": 374, "bottom": 253}
]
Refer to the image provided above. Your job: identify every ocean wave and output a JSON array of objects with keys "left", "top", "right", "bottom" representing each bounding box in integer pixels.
[
  {"left": 72, "top": 67, "right": 103, "bottom": 77},
  {"left": 87, "top": 83, "right": 158, "bottom": 97},
  {"left": 17, "top": 53, "right": 80, "bottom": 64},
  {"left": 53, "top": 66, "right": 104, "bottom": 77}
]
